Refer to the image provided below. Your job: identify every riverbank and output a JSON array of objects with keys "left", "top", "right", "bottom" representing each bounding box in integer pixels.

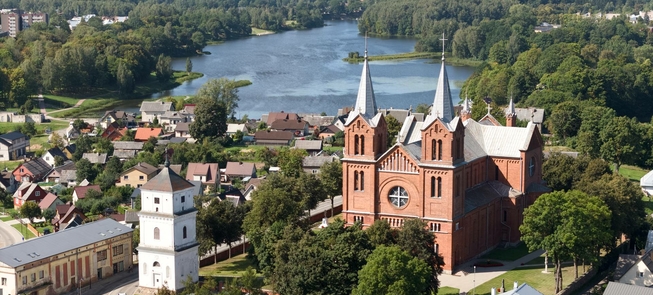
[
  {"left": 343, "top": 51, "right": 483, "bottom": 67},
  {"left": 46, "top": 71, "right": 204, "bottom": 118}
]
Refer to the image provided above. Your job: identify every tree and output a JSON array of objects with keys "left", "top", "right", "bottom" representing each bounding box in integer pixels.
[
  {"left": 353, "top": 245, "right": 431, "bottom": 295},
  {"left": 54, "top": 155, "right": 64, "bottom": 166},
  {"left": 50, "top": 132, "right": 65, "bottom": 149},
  {"left": 521, "top": 191, "right": 612, "bottom": 292},
  {"left": 196, "top": 78, "right": 240, "bottom": 118},
  {"left": 366, "top": 219, "right": 395, "bottom": 247},
  {"left": 277, "top": 147, "right": 307, "bottom": 178},
  {"left": 76, "top": 158, "right": 96, "bottom": 182},
  {"left": 319, "top": 160, "right": 342, "bottom": 216},
  {"left": 197, "top": 198, "right": 245, "bottom": 262},
  {"left": 20, "top": 201, "right": 41, "bottom": 223},
  {"left": 0, "top": 188, "right": 10, "bottom": 208},
  {"left": 132, "top": 227, "right": 140, "bottom": 254},
  {"left": 20, "top": 122, "right": 37, "bottom": 137},
  {"left": 155, "top": 54, "right": 173, "bottom": 82},
  {"left": 600, "top": 116, "right": 641, "bottom": 172},
  {"left": 395, "top": 219, "right": 444, "bottom": 294},
  {"left": 72, "top": 119, "right": 86, "bottom": 131},
  {"left": 42, "top": 208, "right": 56, "bottom": 224},
  {"left": 546, "top": 101, "right": 582, "bottom": 141},
  {"left": 117, "top": 61, "right": 135, "bottom": 95},
  {"left": 143, "top": 136, "right": 158, "bottom": 153},
  {"left": 386, "top": 115, "right": 401, "bottom": 147},
  {"left": 186, "top": 57, "right": 193, "bottom": 73},
  {"left": 414, "top": 103, "right": 430, "bottom": 114},
  {"left": 189, "top": 98, "right": 228, "bottom": 141}
]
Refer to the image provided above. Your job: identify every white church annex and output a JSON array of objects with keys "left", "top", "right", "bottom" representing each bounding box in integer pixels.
[{"left": 138, "top": 163, "right": 199, "bottom": 291}]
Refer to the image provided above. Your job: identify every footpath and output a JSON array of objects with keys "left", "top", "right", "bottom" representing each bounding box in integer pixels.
[{"left": 439, "top": 249, "right": 545, "bottom": 293}]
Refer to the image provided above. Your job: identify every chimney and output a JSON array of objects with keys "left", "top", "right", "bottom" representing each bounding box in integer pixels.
[
  {"left": 491, "top": 288, "right": 496, "bottom": 295},
  {"left": 514, "top": 282, "right": 518, "bottom": 290}
]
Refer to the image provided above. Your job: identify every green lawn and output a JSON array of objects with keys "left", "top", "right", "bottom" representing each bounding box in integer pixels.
[
  {"left": 438, "top": 286, "right": 460, "bottom": 295},
  {"left": 618, "top": 164, "right": 648, "bottom": 182},
  {"left": 643, "top": 196, "right": 653, "bottom": 215},
  {"left": 323, "top": 145, "right": 343, "bottom": 153},
  {"left": 0, "top": 215, "right": 13, "bottom": 222},
  {"left": 480, "top": 243, "right": 530, "bottom": 261},
  {"left": 0, "top": 121, "right": 69, "bottom": 134},
  {"left": 12, "top": 223, "right": 36, "bottom": 239},
  {"left": 468, "top": 265, "right": 575, "bottom": 295},
  {"left": 43, "top": 94, "right": 79, "bottom": 106},
  {"left": 0, "top": 160, "right": 24, "bottom": 171},
  {"left": 251, "top": 27, "right": 274, "bottom": 35},
  {"left": 199, "top": 254, "right": 259, "bottom": 277}
]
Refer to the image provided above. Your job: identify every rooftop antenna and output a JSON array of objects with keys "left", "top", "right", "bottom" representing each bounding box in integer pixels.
[{"left": 440, "top": 32, "right": 447, "bottom": 61}]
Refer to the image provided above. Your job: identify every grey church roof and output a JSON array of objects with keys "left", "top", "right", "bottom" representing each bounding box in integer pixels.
[
  {"left": 345, "top": 50, "right": 380, "bottom": 126},
  {"left": 603, "top": 282, "right": 653, "bottom": 295},
  {"left": 141, "top": 166, "right": 195, "bottom": 192},
  {"left": 0, "top": 219, "right": 131, "bottom": 268},
  {"left": 429, "top": 54, "right": 454, "bottom": 123}
]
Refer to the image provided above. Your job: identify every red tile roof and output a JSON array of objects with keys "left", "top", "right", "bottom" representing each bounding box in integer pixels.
[
  {"left": 266, "top": 112, "right": 299, "bottom": 125},
  {"left": 73, "top": 185, "right": 102, "bottom": 200},
  {"left": 135, "top": 128, "right": 163, "bottom": 141}
]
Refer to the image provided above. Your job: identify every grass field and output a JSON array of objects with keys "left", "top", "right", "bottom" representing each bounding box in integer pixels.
[
  {"left": 439, "top": 286, "right": 461, "bottom": 295},
  {"left": 480, "top": 243, "right": 530, "bottom": 262},
  {"left": 199, "top": 254, "right": 260, "bottom": 277},
  {"left": 0, "top": 215, "right": 13, "bottom": 222},
  {"left": 12, "top": 223, "right": 36, "bottom": 239},
  {"left": 618, "top": 164, "right": 648, "bottom": 182},
  {"left": 468, "top": 265, "right": 575, "bottom": 295},
  {"left": 0, "top": 121, "right": 69, "bottom": 134}
]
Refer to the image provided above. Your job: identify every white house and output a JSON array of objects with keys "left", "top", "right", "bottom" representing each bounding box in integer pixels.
[
  {"left": 41, "top": 147, "right": 69, "bottom": 167},
  {"left": 226, "top": 123, "right": 247, "bottom": 136},
  {"left": 614, "top": 251, "right": 653, "bottom": 287},
  {"left": 140, "top": 101, "right": 174, "bottom": 124},
  {"left": 642, "top": 170, "right": 653, "bottom": 195},
  {"left": 0, "top": 131, "right": 29, "bottom": 161},
  {"left": 138, "top": 164, "right": 199, "bottom": 291}
]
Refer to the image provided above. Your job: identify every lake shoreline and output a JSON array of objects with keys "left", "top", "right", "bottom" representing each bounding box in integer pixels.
[{"left": 343, "top": 51, "right": 483, "bottom": 67}]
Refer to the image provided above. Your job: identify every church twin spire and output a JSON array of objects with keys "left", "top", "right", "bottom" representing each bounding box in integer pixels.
[
  {"left": 430, "top": 32, "right": 455, "bottom": 122},
  {"left": 352, "top": 33, "right": 377, "bottom": 120}
]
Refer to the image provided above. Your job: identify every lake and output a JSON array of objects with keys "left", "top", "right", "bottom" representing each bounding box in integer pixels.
[{"left": 149, "top": 20, "right": 476, "bottom": 119}]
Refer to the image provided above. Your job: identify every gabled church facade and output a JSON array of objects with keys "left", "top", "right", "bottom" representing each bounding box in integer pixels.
[{"left": 341, "top": 45, "right": 548, "bottom": 273}]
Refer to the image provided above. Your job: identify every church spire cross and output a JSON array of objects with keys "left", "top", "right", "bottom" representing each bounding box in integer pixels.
[
  {"left": 440, "top": 32, "right": 447, "bottom": 61},
  {"left": 346, "top": 31, "right": 378, "bottom": 124},
  {"left": 364, "top": 32, "right": 369, "bottom": 58}
]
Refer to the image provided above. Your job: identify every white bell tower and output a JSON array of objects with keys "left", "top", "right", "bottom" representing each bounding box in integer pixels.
[{"left": 137, "top": 163, "right": 199, "bottom": 291}]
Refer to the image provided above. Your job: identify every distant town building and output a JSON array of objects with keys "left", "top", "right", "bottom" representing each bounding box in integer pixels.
[
  {"left": 0, "top": 218, "right": 133, "bottom": 295},
  {"left": 0, "top": 10, "right": 48, "bottom": 37}
]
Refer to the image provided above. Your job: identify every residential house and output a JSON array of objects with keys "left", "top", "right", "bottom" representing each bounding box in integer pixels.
[
  {"left": 72, "top": 185, "right": 102, "bottom": 204},
  {"left": 64, "top": 125, "right": 80, "bottom": 140},
  {"left": 12, "top": 182, "right": 48, "bottom": 209},
  {"left": 99, "top": 110, "right": 135, "bottom": 129},
  {"left": 254, "top": 130, "right": 294, "bottom": 146},
  {"left": 0, "top": 169, "right": 18, "bottom": 194},
  {"left": 62, "top": 144, "right": 76, "bottom": 159},
  {"left": 299, "top": 114, "right": 335, "bottom": 128},
  {"left": 294, "top": 140, "right": 323, "bottom": 156},
  {"left": 183, "top": 104, "right": 196, "bottom": 121},
  {"left": 302, "top": 154, "right": 339, "bottom": 174},
  {"left": 45, "top": 161, "right": 77, "bottom": 185},
  {"left": 185, "top": 163, "right": 220, "bottom": 190},
  {"left": 101, "top": 122, "right": 128, "bottom": 141},
  {"left": 117, "top": 162, "right": 159, "bottom": 188},
  {"left": 614, "top": 250, "right": 653, "bottom": 287},
  {"left": 52, "top": 204, "right": 87, "bottom": 228},
  {"left": 160, "top": 111, "right": 190, "bottom": 132},
  {"left": 140, "top": 101, "right": 174, "bottom": 123},
  {"left": 263, "top": 111, "right": 299, "bottom": 126},
  {"left": 219, "top": 187, "right": 246, "bottom": 206},
  {"left": 270, "top": 119, "right": 309, "bottom": 136},
  {"left": 38, "top": 193, "right": 63, "bottom": 211},
  {"left": 175, "top": 122, "right": 191, "bottom": 138},
  {"left": 82, "top": 153, "right": 108, "bottom": 165},
  {"left": 0, "top": 219, "right": 132, "bottom": 295},
  {"left": 318, "top": 124, "right": 341, "bottom": 140},
  {"left": 223, "top": 162, "right": 256, "bottom": 182},
  {"left": 243, "top": 177, "right": 265, "bottom": 200},
  {"left": 13, "top": 157, "right": 52, "bottom": 182},
  {"left": 0, "top": 131, "right": 29, "bottom": 161},
  {"left": 227, "top": 123, "right": 247, "bottom": 136},
  {"left": 642, "top": 171, "right": 653, "bottom": 196},
  {"left": 603, "top": 282, "right": 653, "bottom": 295},
  {"left": 41, "top": 147, "right": 69, "bottom": 167},
  {"left": 134, "top": 127, "right": 163, "bottom": 142},
  {"left": 379, "top": 108, "right": 424, "bottom": 124},
  {"left": 113, "top": 141, "right": 144, "bottom": 161}
]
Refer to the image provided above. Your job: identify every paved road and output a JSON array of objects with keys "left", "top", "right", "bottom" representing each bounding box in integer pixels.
[{"left": 0, "top": 218, "right": 24, "bottom": 248}]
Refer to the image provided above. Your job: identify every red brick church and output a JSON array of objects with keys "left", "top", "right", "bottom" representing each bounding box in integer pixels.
[{"left": 341, "top": 47, "right": 549, "bottom": 273}]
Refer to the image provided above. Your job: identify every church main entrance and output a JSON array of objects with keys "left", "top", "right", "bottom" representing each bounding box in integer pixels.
[{"left": 153, "top": 273, "right": 162, "bottom": 288}]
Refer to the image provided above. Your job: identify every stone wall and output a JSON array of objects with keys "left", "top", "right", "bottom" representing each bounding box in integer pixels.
[{"left": 0, "top": 112, "right": 44, "bottom": 123}]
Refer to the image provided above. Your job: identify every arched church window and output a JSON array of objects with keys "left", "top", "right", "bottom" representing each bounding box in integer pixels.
[
  {"left": 354, "top": 135, "right": 359, "bottom": 155},
  {"left": 360, "top": 171, "right": 364, "bottom": 190},
  {"left": 431, "top": 139, "right": 436, "bottom": 160},
  {"left": 354, "top": 171, "right": 359, "bottom": 190},
  {"left": 183, "top": 226, "right": 187, "bottom": 239},
  {"left": 154, "top": 227, "right": 160, "bottom": 240},
  {"left": 430, "top": 177, "right": 436, "bottom": 198},
  {"left": 437, "top": 140, "right": 443, "bottom": 160},
  {"left": 388, "top": 186, "right": 409, "bottom": 208},
  {"left": 529, "top": 157, "right": 536, "bottom": 177},
  {"left": 153, "top": 261, "right": 160, "bottom": 267},
  {"left": 437, "top": 177, "right": 442, "bottom": 198},
  {"left": 360, "top": 136, "right": 365, "bottom": 155}
]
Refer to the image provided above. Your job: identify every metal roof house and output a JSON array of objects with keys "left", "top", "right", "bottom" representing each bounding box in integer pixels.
[{"left": 0, "top": 218, "right": 133, "bottom": 295}]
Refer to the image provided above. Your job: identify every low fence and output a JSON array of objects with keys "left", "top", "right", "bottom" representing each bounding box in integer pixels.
[
  {"left": 556, "top": 243, "right": 629, "bottom": 295},
  {"left": 26, "top": 223, "right": 40, "bottom": 237}
]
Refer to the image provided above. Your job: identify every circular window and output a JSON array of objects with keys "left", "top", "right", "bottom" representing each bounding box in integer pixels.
[{"left": 388, "top": 186, "right": 409, "bottom": 208}]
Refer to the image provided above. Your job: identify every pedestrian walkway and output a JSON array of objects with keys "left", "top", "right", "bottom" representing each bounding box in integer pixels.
[{"left": 439, "top": 249, "right": 545, "bottom": 293}]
